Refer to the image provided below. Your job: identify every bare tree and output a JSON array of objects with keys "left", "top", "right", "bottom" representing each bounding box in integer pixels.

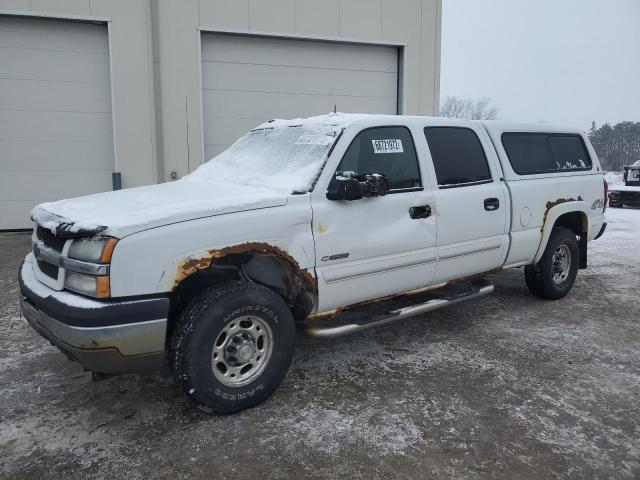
[{"left": 440, "top": 96, "right": 499, "bottom": 120}]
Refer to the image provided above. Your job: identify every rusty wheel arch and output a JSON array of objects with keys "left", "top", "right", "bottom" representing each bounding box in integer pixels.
[
  {"left": 170, "top": 243, "right": 317, "bottom": 327},
  {"left": 541, "top": 203, "right": 589, "bottom": 269}
]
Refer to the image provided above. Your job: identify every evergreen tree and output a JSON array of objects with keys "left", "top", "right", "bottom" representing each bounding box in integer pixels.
[{"left": 588, "top": 121, "right": 640, "bottom": 171}]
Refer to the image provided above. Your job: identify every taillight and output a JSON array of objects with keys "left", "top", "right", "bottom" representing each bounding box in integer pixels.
[{"left": 603, "top": 179, "right": 608, "bottom": 212}]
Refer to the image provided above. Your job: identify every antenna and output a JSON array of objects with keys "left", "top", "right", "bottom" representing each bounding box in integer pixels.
[{"left": 333, "top": 104, "right": 337, "bottom": 113}]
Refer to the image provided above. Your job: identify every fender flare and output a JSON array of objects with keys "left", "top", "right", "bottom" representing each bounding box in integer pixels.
[{"left": 533, "top": 201, "right": 590, "bottom": 264}]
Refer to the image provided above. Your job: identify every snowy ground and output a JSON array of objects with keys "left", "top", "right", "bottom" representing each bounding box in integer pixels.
[{"left": 1, "top": 209, "right": 640, "bottom": 479}]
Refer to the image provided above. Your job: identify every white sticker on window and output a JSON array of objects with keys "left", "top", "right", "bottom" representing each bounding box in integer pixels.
[
  {"left": 295, "top": 135, "right": 334, "bottom": 146},
  {"left": 372, "top": 139, "right": 404, "bottom": 154}
]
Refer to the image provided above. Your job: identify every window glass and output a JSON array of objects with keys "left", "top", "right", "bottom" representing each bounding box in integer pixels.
[
  {"left": 502, "top": 133, "right": 592, "bottom": 174},
  {"left": 501, "top": 133, "right": 555, "bottom": 174},
  {"left": 423, "top": 127, "right": 492, "bottom": 187},
  {"left": 548, "top": 135, "right": 592, "bottom": 170},
  {"left": 336, "top": 126, "right": 421, "bottom": 190}
]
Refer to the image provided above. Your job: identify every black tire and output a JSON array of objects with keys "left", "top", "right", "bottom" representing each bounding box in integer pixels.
[
  {"left": 524, "top": 227, "right": 579, "bottom": 300},
  {"left": 170, "top": 281, "right": 295, "bottom": 414}
]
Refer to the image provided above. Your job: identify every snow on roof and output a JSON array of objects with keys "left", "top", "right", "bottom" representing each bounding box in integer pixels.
[
  {"left": 480, "top": 120, "right": 585, "bottom": 135},
  {"left": 252, "top": 112, "right": 382, "bottom": 130}
]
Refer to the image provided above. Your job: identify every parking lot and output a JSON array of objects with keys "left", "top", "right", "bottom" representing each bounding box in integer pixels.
[{"left": 1, "top": 208, "right": 639, "bottom": 479}]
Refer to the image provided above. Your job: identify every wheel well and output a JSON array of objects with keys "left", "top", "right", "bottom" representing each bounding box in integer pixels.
[
  {"left": 552, "top": 211, "right": 588, "bottom": 269},
  {"left": 553, "top": 211, "right": 587, "bottom": 236},
  {"left": 168, "top": 248, "right": 316, "bottom": 338}
]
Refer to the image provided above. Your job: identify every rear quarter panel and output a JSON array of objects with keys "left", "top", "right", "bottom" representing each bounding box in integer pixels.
[{"left": 482, "top": 124, "right": 606, "bottom": 267}]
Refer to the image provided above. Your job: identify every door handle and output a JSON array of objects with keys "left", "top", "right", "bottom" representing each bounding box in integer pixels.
[
  {"left": 409, "top": 205, "right": 432, "bottom": 219},
  {"left": 484, "top": 198, "right": 500, "bottom": 211}
]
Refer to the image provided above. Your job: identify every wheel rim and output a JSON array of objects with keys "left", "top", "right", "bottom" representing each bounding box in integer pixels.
[
  {"left": 211, "top": 315, "right": 274, "bottom": 387},
  {"left": 551, "top": 244, "right": 571, "bottom": 284}
]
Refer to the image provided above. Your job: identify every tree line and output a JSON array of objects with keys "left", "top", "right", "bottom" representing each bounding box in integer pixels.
[
  {"left": 440, "top": 96, "right": 499, "bottom": 120},
  {"left": 588, "top": 121, "right": 640, "bottom": 171}
]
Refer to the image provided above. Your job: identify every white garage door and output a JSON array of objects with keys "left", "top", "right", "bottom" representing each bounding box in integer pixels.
[
  {"left": 0, "top": 16, "right": 114, "bottom": 229},
  {"left": 201, "top": 33, "right": 399, "bottom": 160}
]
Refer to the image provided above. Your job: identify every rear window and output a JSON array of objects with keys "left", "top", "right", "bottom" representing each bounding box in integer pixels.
[
  {"left": 424, "top": 127, "right": 492, "bottom": 188},
  {"left": 502, "top": 133, "right": 592, "bottom": 175}
]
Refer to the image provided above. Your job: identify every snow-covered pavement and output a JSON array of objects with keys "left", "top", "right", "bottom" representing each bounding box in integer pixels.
[{"left": 1, "top": 208, "right": 639, "bottom": 479}]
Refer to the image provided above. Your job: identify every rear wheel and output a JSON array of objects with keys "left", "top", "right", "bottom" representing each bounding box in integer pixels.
[
  {"left": 525, "top": 227, "right": 579, "bottom": 300},
  {"left": 170, "top": 281, "right": 295, "bottom": 414}
]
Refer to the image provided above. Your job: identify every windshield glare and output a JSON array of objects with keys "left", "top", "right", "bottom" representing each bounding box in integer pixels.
[{"left": 188, "top": 126, "right": 341, "bottom": 194}]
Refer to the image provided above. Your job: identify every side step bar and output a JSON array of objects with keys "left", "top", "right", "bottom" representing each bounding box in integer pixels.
[{"left": 304, "top": 281, "right": 495, "bottom": 338}]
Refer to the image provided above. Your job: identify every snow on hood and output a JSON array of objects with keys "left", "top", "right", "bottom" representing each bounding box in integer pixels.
[
  {"left": 32, "top": 180, "right": 287, "bottom": 238},
  {"left": 31, "top": 113, "right": 376, "bottom": 237}
]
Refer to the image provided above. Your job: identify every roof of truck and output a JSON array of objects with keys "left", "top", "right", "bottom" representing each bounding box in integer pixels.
[{"left": 254, "top": 113, "right": 586, "bottom": 135}]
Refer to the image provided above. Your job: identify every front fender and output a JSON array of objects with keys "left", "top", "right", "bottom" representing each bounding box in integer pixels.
[
  {"left": 109, "top": 198, "right": 315, "bottom": 297},
  {"left": 533, "top": 200, "right": 589, "bottom": 264}
]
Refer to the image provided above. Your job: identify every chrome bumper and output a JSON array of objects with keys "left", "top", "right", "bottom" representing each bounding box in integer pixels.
[{"left": 19, "top": 258, "right": 169, "bottom": 374}]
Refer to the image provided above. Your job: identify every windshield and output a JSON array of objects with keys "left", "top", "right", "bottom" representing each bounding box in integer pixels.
[{"left": 186, "top": 125, "right": 341, "bottom": 194}]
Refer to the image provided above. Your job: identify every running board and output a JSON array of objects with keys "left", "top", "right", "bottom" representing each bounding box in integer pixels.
[{"left": 303, "top": 281, "right": 495, "bottom": 338}]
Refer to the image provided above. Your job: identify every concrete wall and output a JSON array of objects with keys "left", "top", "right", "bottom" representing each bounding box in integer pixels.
[{"left": 0, "top": 0, "right": 441, "bottom": 186}]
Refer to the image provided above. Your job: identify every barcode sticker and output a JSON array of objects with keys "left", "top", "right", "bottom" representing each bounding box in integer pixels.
[
  {"left": 372, "top": 139, "right": 403, "bottom": 154},
  {"left": 295, "top": 135, "right": 334, "bottom": 146}
]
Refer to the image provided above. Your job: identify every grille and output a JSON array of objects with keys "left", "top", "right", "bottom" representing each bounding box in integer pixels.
[
  {"left": 37, "top": 259, "right": 59, "bottom": 280},
  {"left": 36, "top": 226, "right": 66, "bottom": 252}
]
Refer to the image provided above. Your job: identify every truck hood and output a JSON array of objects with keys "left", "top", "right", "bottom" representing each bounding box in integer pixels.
[{"left": 31, "top": 179, "right": 288, "bottom": 238}]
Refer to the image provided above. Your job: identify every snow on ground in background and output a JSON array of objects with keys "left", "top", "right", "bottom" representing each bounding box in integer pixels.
[
  {"left": 591, "top": 208, "right": 640, "bottom": 264},
  {"left": 604, "top": 171, "right": 624, "bottom": 186},
  {"left": 3, "top": 207, "right": 640, "bottom": 479}
]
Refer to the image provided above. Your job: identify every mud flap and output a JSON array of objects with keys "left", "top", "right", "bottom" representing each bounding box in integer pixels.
[{"left": 579, "top": 234, "right": 588, "bottom": 269}]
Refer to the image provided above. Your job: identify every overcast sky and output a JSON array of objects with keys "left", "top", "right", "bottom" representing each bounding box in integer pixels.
[{"left": 441, "top": 0, "right": 640, "bottom": 130}]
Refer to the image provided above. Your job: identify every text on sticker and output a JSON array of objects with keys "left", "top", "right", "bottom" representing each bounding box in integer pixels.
[
  {"left": 372, "top": 139, "right": 403, "bottom": 154},
  {"left": 295, "top": 135, "right": 334, "bottom": 146}
]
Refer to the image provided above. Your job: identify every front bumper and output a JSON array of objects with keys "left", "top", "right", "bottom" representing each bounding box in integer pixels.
[{"left": 19, "top": 255, "right": 169, "bottom": 374}]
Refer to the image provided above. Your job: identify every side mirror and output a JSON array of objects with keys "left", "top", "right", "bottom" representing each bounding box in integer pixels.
[{"left": 326, "top": 172, "right": 389, "bottom": 201}]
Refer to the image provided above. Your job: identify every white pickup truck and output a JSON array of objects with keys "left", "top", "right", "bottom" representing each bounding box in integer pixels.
[{"left": 19, "top": 113, "right": 607, "bottom": 414}]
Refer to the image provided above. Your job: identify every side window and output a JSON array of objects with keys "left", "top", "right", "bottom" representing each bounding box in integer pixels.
[
  {"left": 423, "top": 127, "right": 492, "bottom": 188},
  {"left": 502, "top": 133, "right": 592, "bottom": 174},
  {"left": 336, "top": 126, "right": 422, "bottom": 190},
  {"left": 501, "top": 133, "right": 554, "bottom": 174},
  {"left": 548, "top": 135, "right": 592, "bottom": 170}
]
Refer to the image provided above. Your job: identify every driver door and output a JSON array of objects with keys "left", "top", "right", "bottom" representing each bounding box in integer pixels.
[{"left": 311, "top": 125, "right": 438, "bottom": 312}]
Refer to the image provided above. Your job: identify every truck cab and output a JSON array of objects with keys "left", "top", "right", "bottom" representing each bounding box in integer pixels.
[{"left": 19, "top": 113, "right": 607, "bottom": 414}]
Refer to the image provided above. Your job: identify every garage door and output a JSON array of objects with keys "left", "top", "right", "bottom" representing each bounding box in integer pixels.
[
  {"left": 201, "top": 33, "right": 399, "bottom": 159},
  {"left": 0, "top": 16, "right": 114, "bottom": 229}
]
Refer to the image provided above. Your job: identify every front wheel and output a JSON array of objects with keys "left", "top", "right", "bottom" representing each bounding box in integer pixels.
[
  {"left": 170, "top": 281, "right": 296, "bottom": 414},
  {"left": 525, "top": 227, "right": 579, "bottom": 300}
]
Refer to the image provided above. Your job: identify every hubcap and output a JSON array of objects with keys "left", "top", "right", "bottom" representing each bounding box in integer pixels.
[
  {"left": 551, "top": 244, "right": 571, "bottom": 284},
  {"left": 211, "top": 315, "right": 274, "bottom": 387}
]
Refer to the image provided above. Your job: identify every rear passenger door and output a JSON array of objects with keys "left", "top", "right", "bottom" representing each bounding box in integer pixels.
[{"left": 422, "top": 125, "right": 509, "bottom": 282}]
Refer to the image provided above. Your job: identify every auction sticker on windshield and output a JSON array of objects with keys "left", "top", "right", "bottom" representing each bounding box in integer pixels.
[
  {"left": 295, "top": 135, "right": 334, "bottom": 146},
  {"left": 372, "top": 139, "right": 403, "bottom": 154}
]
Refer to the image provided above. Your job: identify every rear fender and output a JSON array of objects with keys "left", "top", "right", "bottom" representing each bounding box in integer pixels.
[{"left": 534, "top": 200, "right": 589, "bottom": 264}]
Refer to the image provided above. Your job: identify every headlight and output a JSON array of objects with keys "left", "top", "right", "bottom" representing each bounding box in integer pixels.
[
  {"left": 65, "top": 271, "right": 111, "bottom": 298},
  {"left": 68, "top": 237, "right": 118, "bottom": 263}
]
